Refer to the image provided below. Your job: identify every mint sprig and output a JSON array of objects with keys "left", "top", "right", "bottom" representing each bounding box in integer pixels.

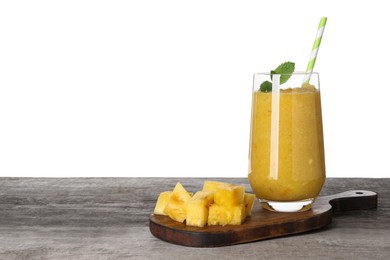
[
  {"left": 259, "top": 61, "right": 295, "bottom": 92},
  {"left": 273, "top": 62, "right": 295, "bottom": 84},
  {"left": 259, "top": 81, "right": 272, "bottom": 92}
]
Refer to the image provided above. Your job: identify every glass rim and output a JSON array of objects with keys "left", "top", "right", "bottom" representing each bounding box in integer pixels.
[{"left": 254, "top": 71, "right": 319, "bottom": 76}]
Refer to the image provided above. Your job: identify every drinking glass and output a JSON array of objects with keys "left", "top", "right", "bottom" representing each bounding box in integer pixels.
[{"left": 248, "top": 72, "right": 325, "bottom": 212}]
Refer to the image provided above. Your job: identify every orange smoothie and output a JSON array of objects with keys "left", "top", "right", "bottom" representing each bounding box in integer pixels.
[{"left": 248, "top": 86, "right": 325, "bottom": 202}]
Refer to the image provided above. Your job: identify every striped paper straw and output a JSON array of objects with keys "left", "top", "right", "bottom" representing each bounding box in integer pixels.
[{"left": 303, "top": 17, "right": 327, "bottom": 83}]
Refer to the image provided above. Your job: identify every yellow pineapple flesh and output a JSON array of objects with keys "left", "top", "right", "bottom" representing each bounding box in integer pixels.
[
  {"left": 244, "top": 193, "right": 256, "bottom": 217},
  {"left": 154, "top": 180, "right": 254, "bottom": 227},
  {"left": 208, "top": 204, "right": 246, "bottom": 226},
  {"left": 214, "top": 184, "right": 245, "bottom": 207},
  {"left": 202, "top": 180, "right": 229, "bottom": 192},
  {"left": 163, "top": 182, "right": 192, "bottom": 223},
  {"left": 186, "top": 191, "right": 214, "bottom": 227},
  {"left": 153, "top": 191, "right": 172, "bottom": 215}
]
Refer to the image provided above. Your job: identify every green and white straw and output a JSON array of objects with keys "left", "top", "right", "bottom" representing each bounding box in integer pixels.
[{"left": 303, "top": 17, "right": 327, "bottom": 83}]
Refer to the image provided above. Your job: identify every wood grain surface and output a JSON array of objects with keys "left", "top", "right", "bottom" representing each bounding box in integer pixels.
[{"left": 0, "top": 178, "right": 389, "bottom": 259}]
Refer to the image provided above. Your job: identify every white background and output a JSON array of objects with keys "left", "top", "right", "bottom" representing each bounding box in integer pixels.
[{"left": 1, "top": 0, "right": 389, "bottom": 178}]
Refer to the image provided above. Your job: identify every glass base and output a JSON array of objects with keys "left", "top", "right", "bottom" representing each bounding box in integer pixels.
[{"left": 260, "top": 198, "right": 314, "bottom": 212}]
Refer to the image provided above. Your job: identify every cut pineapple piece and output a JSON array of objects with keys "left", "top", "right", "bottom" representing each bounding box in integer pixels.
[
  {"left": 244, "top": 193, "right": 256, "bottom": 217},
  {"left": 202, "top": 180, "right": 229, "bottom": 192},
  {"left": 208, "top": 204, "right": 246, "bottom": 226},
  {"left": 154, "top": 180, "right": 252, "bottom": 227},
  {"left": 164, "top": 182, "right": 192, "bottom": 223},
  {"left": 153, "top": 191, "right": 172, "bottom": 215},
  {"left": 214, "top": 184, "right": 245, "bottom": 207},
  {"left": 186, "top": 191, "right": 214, "bottom": 227}
]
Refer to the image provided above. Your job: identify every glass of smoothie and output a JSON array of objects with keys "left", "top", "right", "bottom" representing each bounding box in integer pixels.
[{"left": 248, "top": 72, "right": 325, "bottom": 212}]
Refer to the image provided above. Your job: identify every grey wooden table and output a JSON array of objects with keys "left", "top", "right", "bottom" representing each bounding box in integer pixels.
[{"left": 0, "top": 178, "right": 389, "bottom": 260}]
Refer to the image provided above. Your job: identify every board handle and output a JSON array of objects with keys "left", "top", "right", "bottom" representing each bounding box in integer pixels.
[{"left": 321, "top": 190, "right": 378, "bottom": 213}]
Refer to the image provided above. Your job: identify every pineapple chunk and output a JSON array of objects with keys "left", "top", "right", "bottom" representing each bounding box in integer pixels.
[
  {"left": 164, "top": 182, "right": 192, "bottom": 223},
  {"left": 153, "top": 191, "right": 172, "bottom": 215},
  {"left": 202, "top": 180, "right": 229, "bottom": 192},
  {"left": 244, "top": 193, "right": 256, "bottom": 217},
  {"left": 208, "top": 204, "right": 246, "bottom": 226},
  {"left": 154, "top": 180, "right": 252, "bottom": 227},
  {"left": 214, "top": 184, "right": 245, "bottom": 207},
  {"left": 186, "top": 191, "right": 214, "bottom": 227}
]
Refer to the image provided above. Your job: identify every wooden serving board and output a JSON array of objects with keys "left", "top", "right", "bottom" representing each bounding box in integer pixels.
[{"left": 149, "top": 190, "right": 377, "bottom": 247}]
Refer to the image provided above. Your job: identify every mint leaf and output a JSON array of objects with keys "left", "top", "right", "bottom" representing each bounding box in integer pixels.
[
  {"left": 259, "top": 81, "right": 272, "bottom": 92},
  {"left": 259, "top": 61, "right": 295, "bottom": 92},
  {"left": 274, "top": 61, "right": 295, "bottom": 84},
  {"left": 270, "top": 70, "right": 276, "bottom": 80}
]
